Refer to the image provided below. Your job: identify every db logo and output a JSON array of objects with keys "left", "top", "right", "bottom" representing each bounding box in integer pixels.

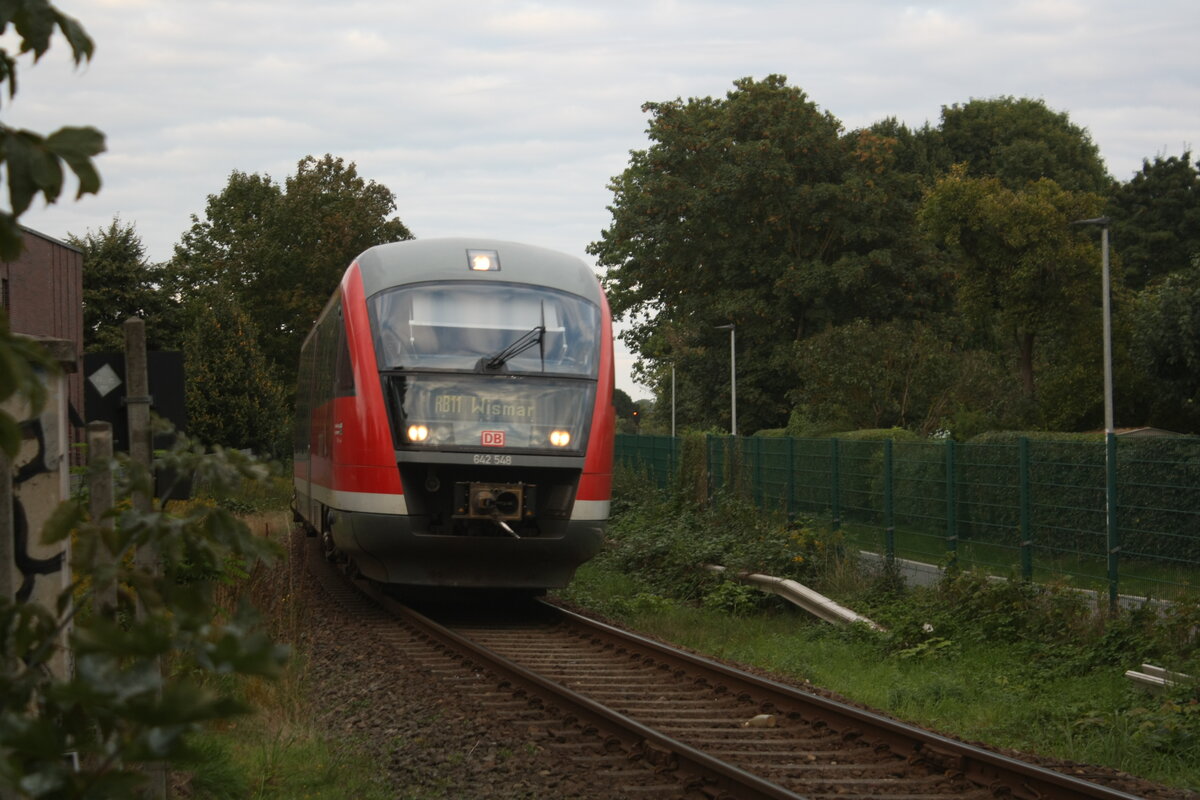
[{"left": 481, "top": 431, "right": 505, "bottom": 447}]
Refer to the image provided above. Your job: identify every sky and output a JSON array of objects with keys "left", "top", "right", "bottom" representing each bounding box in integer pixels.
[{"left": 9, "top": 0, "right": 1200, "bottom": 400}]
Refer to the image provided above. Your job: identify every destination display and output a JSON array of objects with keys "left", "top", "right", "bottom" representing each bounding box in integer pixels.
[
  {"left": 389, "top": 375, "right": 594, "bottom": 452},
  {"left": 434, "top": 393, "right": 535, "bottom": 420}
]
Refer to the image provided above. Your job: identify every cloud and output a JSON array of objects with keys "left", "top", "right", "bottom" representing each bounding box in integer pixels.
[{"left": 9, "top": 0, "right": 1200, "bottom": 401}]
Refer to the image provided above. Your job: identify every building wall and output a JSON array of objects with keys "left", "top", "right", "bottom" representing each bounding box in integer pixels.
[{"left": 1, "top": 228, "right": 85, "bottom": 436}]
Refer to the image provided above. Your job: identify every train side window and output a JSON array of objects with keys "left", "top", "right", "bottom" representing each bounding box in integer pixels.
[
  {"left": 334, "top": 305, "right": 355, "bottom": 397},
  {"left": 294, "top": 328, "right": 319, "bottom": 456}
]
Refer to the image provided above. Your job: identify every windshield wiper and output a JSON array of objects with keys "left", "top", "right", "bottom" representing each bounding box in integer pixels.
[
  {"left": 483, "top": 301, "right": 547, "bottom": 372},
  {"left": 484, "top": 324, "right": 544, "bottom": 370}
]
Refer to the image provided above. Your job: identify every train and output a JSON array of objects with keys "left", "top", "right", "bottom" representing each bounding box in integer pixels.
[{"left": 292, "top": 238, "right": 615, "bottom": 590}]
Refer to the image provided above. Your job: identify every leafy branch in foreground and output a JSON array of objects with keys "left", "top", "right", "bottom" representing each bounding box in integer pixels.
[
  {"left": 0, "top": 430, "right": 289, "bottom": 798},
  {"left": 0, "top": 0, "right": 106, "bottom": 260}
]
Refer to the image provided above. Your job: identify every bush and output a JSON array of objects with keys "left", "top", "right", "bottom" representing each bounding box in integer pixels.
[{"left": 605, "top": 466, "right": 842, "bottom": 602}]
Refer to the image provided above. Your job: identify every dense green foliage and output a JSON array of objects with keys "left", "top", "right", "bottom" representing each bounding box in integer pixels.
[
  {"left": 789, "top": 316, "right": 1014, "bottom": 436},
  {"left": 934, "top": 96, "right": 1110, "bottom": 192},
  {"left": 1132, "top": 257, "right": 1200, "bottom": 432},
  {"left": 70, "top": 218, "right": 180, "bottom": 353},
  {"left": 0, "top": 436, "right": 289, "bottom": 797},
  {"left": 597, "top": 77, "right": 1200, "bottom": 436},
  {"left": 590, "top": 75, "right": 948, "bottom": 433},
  {"left": 919, "top": 167, "right": 1105, "bottom": 402},
  {"left": 183, "top": 295, "right": 290, "bottom": 457},
  {"left": 1108, "top": 152, "right": 1200, "bottom": 290},
  {"left": 601, "top": 443, "right": 843, "bottom": 607}
]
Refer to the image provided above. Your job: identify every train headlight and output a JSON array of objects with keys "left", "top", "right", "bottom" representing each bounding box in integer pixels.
[
  {"left": 407, "top": 424, "right": 430, "bottom": 443},
  {"left": 467, "top": 248, "right": 501, "bottom": 272},
  {"left": 549, "top": 430, "right": 571, "bottom": 447}
]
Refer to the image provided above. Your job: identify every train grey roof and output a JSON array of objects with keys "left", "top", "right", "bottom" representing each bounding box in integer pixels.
[{"left": 353, "top": 238, "right": 603, "bottom": 304}]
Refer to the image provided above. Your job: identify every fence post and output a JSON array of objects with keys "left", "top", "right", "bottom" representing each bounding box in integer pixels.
[
  {"left": 669, "top": 434, "right": 677, "bottom": 485},
  {"left": 830, "top": 438, "right": 841, "bottom": 532},
  {"left": 752, "top": 435, "right": 763, "bottom": 507},
  {"left": 786, "top": 437, "right": 796, "bottom": 522},
  {"left": 1019, "top": 437, "right": 1033, "bottom": 580},
  {"left": 884, "top": 439, "right": 895, "bottom": 563},
  {"left": 945, "top": 440, "right": 957, "bottom": 569},
  {"left": 87, "top": 422, "right": 117, "bottom": 616},
  {"left": 705, "top": 434, "right": 714, "bottom": 503},
  {"left": 1106, "top": 432, "right": 1119, "bottom": 610},
  {"left": 123, "top": 318, "right": 166, "bottom": 800}
]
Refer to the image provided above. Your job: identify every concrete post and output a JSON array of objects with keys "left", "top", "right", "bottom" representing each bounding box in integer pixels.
[
  {"left": 87, "top": 421, "right": 116, "bottom": 615},
  {"left": 123, "top": 318, "right": 152, "bottom": 514},
  {"left": 122, "top": 319, "right": 166, "bottom": 799}
]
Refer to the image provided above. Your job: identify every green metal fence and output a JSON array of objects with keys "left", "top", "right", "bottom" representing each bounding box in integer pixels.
[{"left": 614, "top": 433, "right": 1200, "bottom": 603}]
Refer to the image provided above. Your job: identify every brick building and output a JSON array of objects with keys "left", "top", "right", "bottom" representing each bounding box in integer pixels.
[{"left": 1, "top": 227, "right": 84, "bottom": 428}]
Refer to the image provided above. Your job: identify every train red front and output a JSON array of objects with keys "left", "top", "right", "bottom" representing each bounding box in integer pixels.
[{"left": 293, "top": 238, "right": 615, "bottom": 589}]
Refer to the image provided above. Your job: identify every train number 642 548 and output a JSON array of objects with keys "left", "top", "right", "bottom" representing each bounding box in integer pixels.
[{"left": 473, "top": 453, "right": 513, "bottom": 465}]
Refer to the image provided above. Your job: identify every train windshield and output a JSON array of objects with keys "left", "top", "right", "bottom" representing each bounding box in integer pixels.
[{"left": 370, "top": 282, "right": 600, "bottom": 376}]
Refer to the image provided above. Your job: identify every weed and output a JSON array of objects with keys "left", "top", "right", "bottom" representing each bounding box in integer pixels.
[{"left": 701, "top": 580, "right": 763, "bottom": 615}]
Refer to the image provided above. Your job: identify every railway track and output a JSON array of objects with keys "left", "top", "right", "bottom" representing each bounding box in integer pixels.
[{"left": 309, "top": 541, "right": 1148, "bottom": 799}]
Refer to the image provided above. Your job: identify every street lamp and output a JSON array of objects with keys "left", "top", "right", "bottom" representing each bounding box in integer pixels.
[
  {"left": 1071, "top": 216, "right": 1114, "bottom": 434},
  {"left": 670, "top": 363, "right": 676, "bottom": 438},
  {"left": 1072, "top": 215, "right": 1118, "bottom": 610},
  {"left": 714, "top": 323, "right": 736, "bottom": 436}
]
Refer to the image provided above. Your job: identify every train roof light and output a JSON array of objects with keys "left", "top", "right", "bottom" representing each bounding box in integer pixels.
[{"left": 467, "top": 249, "right": 501, "bottom": 272}]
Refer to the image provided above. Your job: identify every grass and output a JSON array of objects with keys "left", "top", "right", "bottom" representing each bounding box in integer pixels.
[
  {"left": 834, "top": 519, "right": 1200, "bottom": 600},
  {"left": 178, "top": 703, "right": 390, "bottom": 800},
  {"left": 173, "top": 494, "right": 393, "bottom": 800},
  {"left": 557, "top": 559, "right": 1200, "bottom": 791}
]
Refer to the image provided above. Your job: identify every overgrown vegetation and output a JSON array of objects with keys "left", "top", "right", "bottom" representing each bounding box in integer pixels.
[
  {"left": 172, "top": 505, "right": 391, "bottom": 800},
  {"left": 0, "top": 434, "right": 289, "bottom": 797},
  {"left": 557, "top": 463, "right": 1200, "bottom": 792}
]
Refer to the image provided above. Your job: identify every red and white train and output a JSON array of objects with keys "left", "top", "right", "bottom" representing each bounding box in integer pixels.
[{"left": 293, "top": 238, "right": 614, "bottom": 589}]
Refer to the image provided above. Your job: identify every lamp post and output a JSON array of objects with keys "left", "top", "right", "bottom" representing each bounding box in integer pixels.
[
  {"left": 1073, "top": 215, "right": 1119, "bottom": 610},
  {"left": 1071, "top": 216, "right": 1114, "bottom": 433},
  {"left": 715, "top": 323, "right": 736, "bottom": 437},
  {"left": 671, "top": 363, "right": 676, "bottom": 438}
]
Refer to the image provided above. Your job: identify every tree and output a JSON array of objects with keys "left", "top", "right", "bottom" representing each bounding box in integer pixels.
[
  {"left": 1131, "top": 257, "right": 1200, "bottom": 432},
  {"left": 789, "top": 317, "right": 1017, "bottom": 436},
  {"left": 184, "top": 294, "right": 290, "bottom": 457},
  {"left": 591, "top": 75, "right": 945, "bottom": 433},
  {"left": 1107, "top": 151, "right": 1200, "bottom": 290},
  {"left": 0, "top": 2, "right": 105, "bottom": 261},
  {"left": 70, "top": 217, "right": 179, "bottom": 352},
  {"left": 172, "top": 155, "right": 413, "bottom": 388},
  {"left": 919, "top": 166, "right": 1105, "bottom": 406},
  {"left": 935, "top": 96, "right": 1111, "bottom": 193},
  {"left": 613, "top": 388, "right": 638, "bottom": 434}
]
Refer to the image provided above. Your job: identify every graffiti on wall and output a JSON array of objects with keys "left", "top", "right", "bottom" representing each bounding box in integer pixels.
[{"left": 11, "top": 416, "right": 65, "bottom": 603}]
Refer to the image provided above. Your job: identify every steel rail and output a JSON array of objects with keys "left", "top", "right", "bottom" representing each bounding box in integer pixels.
[
  {"left": 545, "top": 600, "right": 1147, "bottom": 800},
  {"left": 362, "top": 584, "right": 805, "bottom": 800},
  {"left": 331, "top": 555, "right": 1147, "bottom": 800}
]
